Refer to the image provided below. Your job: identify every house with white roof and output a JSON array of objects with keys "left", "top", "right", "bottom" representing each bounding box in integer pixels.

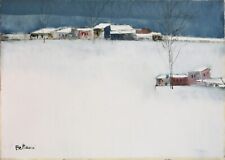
[
  {"left": 94, "top": 23, "right": 111, "bottom": 39},
  {"left": 30, "top": 28, "right": 58, "bottom": 40},
  {"left": 110, "top": 24, "right": 136, "bottom": 40},
  {"left": 55, "top": 27, "right": 78, "bottom": 39},
  {"left": 188, "top": 66, "right": 211, "bottom": 84}
]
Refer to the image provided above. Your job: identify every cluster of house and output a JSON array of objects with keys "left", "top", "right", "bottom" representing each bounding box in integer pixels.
[
  {"left": 28, "top": 23, "right": 162, "bottom": 41},
  {"left": 155, "top": 67, "right": 225, "bottom": 89}
]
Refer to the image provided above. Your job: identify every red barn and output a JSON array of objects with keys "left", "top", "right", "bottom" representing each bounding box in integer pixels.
[{"left": 171, "top": 75, "right": 189, "bottom": 86}]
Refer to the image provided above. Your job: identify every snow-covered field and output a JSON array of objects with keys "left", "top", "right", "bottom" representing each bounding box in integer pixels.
[{"left": 1, "top": 40, "right": 225, "bottom": 159}]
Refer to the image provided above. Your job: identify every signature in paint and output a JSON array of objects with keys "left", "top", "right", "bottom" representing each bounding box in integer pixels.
[{"left": 15, "top": 144, "right": 35, "bottom": 150}]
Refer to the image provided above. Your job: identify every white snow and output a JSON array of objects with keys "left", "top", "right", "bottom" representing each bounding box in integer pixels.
[
  {"left": 111, "top": 24, "right": 133, "bottom": 30},
  {"left": 32, "top": 28, "right": 58, "bottom": 34},
  {"left": 110, "top": 25, "right": 136, "bottom": 34},
  {"left": 173, "top": 36, "right": 225, "bottom": 43},
  {"left": 110, "top": 30, "right": 136, "bottom": 34},
  {"left": 1, "top": 40, "right": 224, "bottom": 159},
  {"left": 171, "top": 74, "right": 188, "bottom": 78},
  {"left": 5, "top": 33, "right": 30, "bottom": 40},
  {"left": 94, "top": 23, "right": 111, "bottom": 29},
  {"left": 136, "top": 33, "right": 153, "bottom": 39},
  {"left": 193, "top": 66, "right": 210, "bottom": 72},
  {"left": 157, "top": 74, "right": 188, "bottom": 79},
  {"left": 56, "top": 27, "right": 73, "bottom": 33},
  {"left": 197, "top": 78, "right": 225, "bottom": 85},
  {"left": 77, "top": 28, "right": 93, "bottom": 31}
]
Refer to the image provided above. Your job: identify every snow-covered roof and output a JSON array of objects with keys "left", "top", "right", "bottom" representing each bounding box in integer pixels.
[
  {"left": 110, "top": 30, "right": 136, "bottom": 34},
  {"left": 218, "top": 84, "right": 225, "bottom": 88},
  {"left": 94, "top": 23, "right": 110, "bottom": 29},
  {"left": 111, "top": 25, "right": 133, "bottom": 31},
  {"left": 136, "top": 33, "right": 152, "bottom": 38},
  {"left": 150, "top": 32, "right": 162, "bottom": 36},
  {"left": 156, "top": 74, "right": 168, "bottom": 79},
  {"left": 197, "top": 78, "right": 224, "bottom": 85},
  {"left": 193, "top": 67, "right": 210, "bottom": 72},
  {"left": 57, "top": 27, "right": 73, "bottom": 33},
  {"left": 110, "top": 25, "right": 135, "bottom": 34},
  {"left": 172, "top": 74, "right": 188, "bottom": 78},
  {"left": 136, "top": 32, "right": 162, "bottom": 38},
  {"left": 156, "top": 74, "right": 188, "bottom": 79},
  {"left": 32, "top": 28, "right": 58, "bottom": 34},
  {"left": 77, "top": 28, "right": 93, "bottom": 31}
]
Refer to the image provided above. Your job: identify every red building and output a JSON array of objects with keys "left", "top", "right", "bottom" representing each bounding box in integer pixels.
[
  {"left": 156, "top": 74, "right": 189, "bottom": 86},
  {"left": 136, "top": 28, "right": 152, "bottom": 34},
  {"left": 171, "top": 75, "right": 189, "bottom": 86},
  {"left": 188, "top": 67, "right": 211, "bottom": 84},
  {"left": 77, "top": 28, "right": 93, "bottom": 40}
]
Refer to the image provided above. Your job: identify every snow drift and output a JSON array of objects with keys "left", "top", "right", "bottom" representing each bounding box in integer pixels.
[{"left": 1, "top": 40, "right": 225, "bottom": 158}]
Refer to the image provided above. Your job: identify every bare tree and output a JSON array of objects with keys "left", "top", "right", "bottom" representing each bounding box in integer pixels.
[{"left": 159, "top": 0, "right": 191, "bottom": 89}]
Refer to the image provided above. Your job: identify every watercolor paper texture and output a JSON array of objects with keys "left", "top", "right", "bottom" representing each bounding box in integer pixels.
[{"left": 0, "top": 0, "right": 225, "bottom": 160}]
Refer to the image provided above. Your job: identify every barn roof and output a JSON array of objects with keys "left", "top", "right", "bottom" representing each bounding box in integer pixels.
[
  {"left": 193, "top": 66, "right": 210, "bottom": 72},
  {"left": 110, "top": 25, "right": 135, "bottom": 34},
  {"left": 57, "top": 27, "right": 73, "bottom": 33},
  {"left": 111, "top": 25, "right": 133, "bottom": 31},
  {"left": 77, "top": 28, "right": 93, "bottom": 31},
  {"left": 110, "top": 30, "right": 136, "bottom": 34},
  {"left": 156, "top": 74, "right": 188, "bottom": 79},
  {"left": 32, "top": 28, "right": 58, "bottom": 34},
  {"left": 94, "top": 23, "right": 110, "bottom": 29},
  {"left": 156, "top": 74, "right": 168, "bottom": 79},
  {"left": 172, "top": 74, "right": 188, "bottom": 78}
]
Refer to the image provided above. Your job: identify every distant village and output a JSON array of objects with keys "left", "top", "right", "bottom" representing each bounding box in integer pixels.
[
  {"left": 1, "top": 23, "right": 162, "bottom": 41},
  {"left": 1, "top": 22, "right": 224, "bottom": 43},
  {"left": 155, "top": 67, "right": 225, "bottom": 89},
  {"left": 1, "top": 23, "right": 163, "bottom": 41}
]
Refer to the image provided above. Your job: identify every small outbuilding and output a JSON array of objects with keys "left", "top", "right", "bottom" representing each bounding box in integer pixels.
[
  {"left": 136, "top": 32, "right": 162, "bottom": 41},
  {"left": 77, "top": 28, "right": 93, "bottom": 40},
  {"left": 136, "top": 28, "right": 151, "bottom": 34},
  {"left": 30, "top": 28, "right": 58, "bottom": 40},
  {"left": 55, "top": 27, "right": 78, "bottom": 39},
  {"left": 155, "top": 74, "right": 170, "bottom": 86},
  {"left": 94, "top": 23, "right": 111, "bottom": 39}
]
